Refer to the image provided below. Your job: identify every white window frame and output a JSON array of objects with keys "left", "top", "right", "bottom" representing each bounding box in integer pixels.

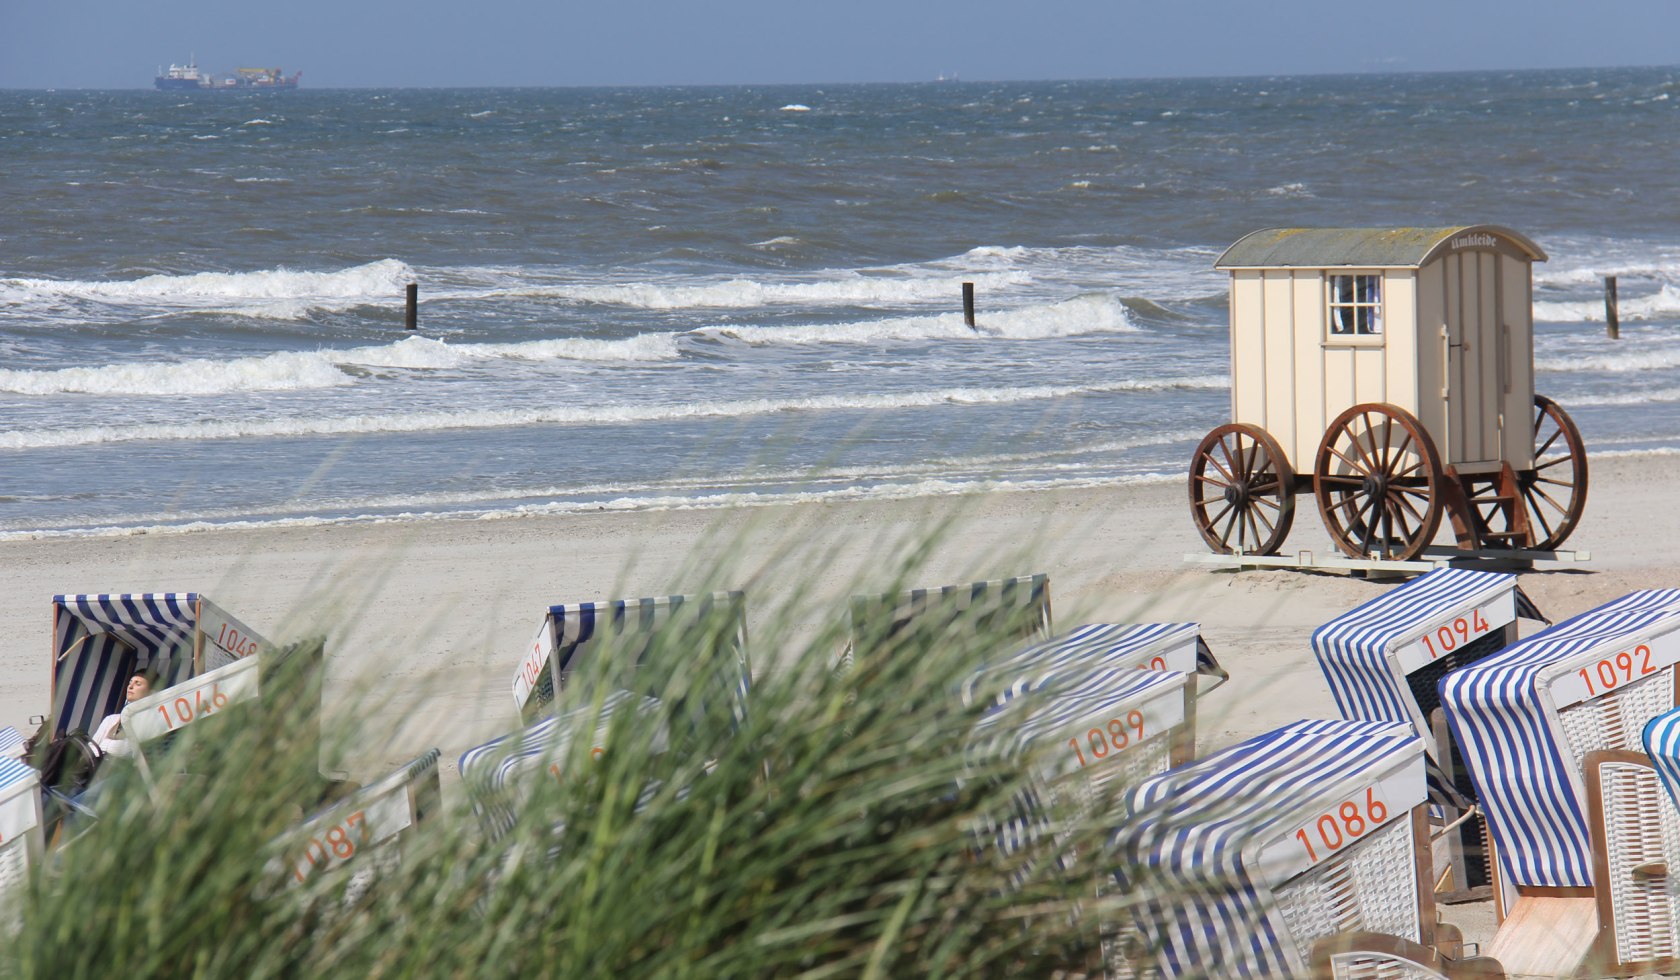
[{"left": 1326, "top": 272, "right": 1384, "bottom": 344}]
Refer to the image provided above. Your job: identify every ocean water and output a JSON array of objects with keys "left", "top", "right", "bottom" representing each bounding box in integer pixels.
[{"left": 5, "top": 69, "right": 1680, "bottom": 538}]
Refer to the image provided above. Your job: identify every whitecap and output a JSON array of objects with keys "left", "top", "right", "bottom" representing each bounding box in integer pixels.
[
  {"left": 690, "top": 293, "right": 1142, "bottom": 345},
  {"left": 0, "top": 258, "right": 417, "bottom": 319},
  {"left": 493, "top": 270, "right": 1031, "bottom": 310},
  {"left": 0, "top": 375, "right": 1225, "bottom": 449},
  {"left": 0, "top": 331, "right": 682, "bottom": 398}
]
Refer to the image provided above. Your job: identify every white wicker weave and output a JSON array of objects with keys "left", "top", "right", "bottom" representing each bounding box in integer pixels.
[
  {"left": 0, "top": 761, "right": 42, "bottom": 931},
  {"left": 1587, "top": 753, "right": 1680, "bottom": 972},
  {"left": 1322, "top": 949, "right": 1451, "bottom": 979},
  {"left": 0, "top": 837, "right": 28, "bottom": 901},
  {"left": 1559, "top": 669, "right": 1674, "bottom": 765},
  {"left": 1275, "top": 815, "right": 1423, "bottom": 960}
]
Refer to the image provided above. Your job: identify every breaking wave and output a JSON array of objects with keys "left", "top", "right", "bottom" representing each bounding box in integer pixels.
[
  {"left": 0, "top": 333, "right": 681, "bottom": 396},
  {"left": 1535, "top": 342, "right": 1680, "bottom": 374},
  {"left": 1535, "top": 283, "right": 1680, "bottom": 323},
  {"left": 692, "top": 293, "right": 1139, "bottom": 344},
  {"left": 487, "top": 270, "right": 1031, "bottom": 309},
  {"left": 0, "top": 259, "right": 416, "bottom": 320},
  {"left": 0, "top": 375, "right": 1228, "bottom": 448}
]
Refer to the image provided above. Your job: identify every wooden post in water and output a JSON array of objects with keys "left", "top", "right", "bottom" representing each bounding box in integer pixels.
[
  {"left": 962, "top": 281, "right": 976, "bottom": 330},
  {"left": 406, "top": 282, "right": 418, "bottom": 331},
  {"left": 1604, "top": 276, "right": 1619, "bottom": 340}
]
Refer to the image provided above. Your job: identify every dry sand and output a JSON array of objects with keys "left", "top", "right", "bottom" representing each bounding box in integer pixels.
[
  {"left": 3, "top": 453, "right": 1667, "bottom": 766},
  {"left": 0, "top": 450, "right": 1671, "bottom": 957}
]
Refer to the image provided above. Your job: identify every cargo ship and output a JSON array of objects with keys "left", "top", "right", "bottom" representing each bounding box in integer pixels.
[
  {"left": 154, "top": 61, "right": 205, "bottom": 90},
  {"left": 154, "top": 61, "right": 301, "bottom": 91}
]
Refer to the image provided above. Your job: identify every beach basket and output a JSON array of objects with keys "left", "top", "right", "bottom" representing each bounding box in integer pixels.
[
  {"left": 970, "top": 668, "right": 1195, "bottom": 852},
  {"left": 57, "top": 635, "right": 349, "bottom": 840},
  {"left": 0, "top": 756, "right": 43, "bottom": 920},
  {"left": 1440, "top": 589, "right": 1680, "bottom": 976},
  {"left": 967, "top": 667, "right": 1194, "bottom": 979},
  {"left": 460, "top": 690, "right": 666, "bottom": 845},
  {"left": 277, "top": 749, "right": 442, "bottom": 898},
  {"left": 1112, "top": 719, "right": 1437, "bottom": 978},
  {"left": 49, "top": 593, "right": 269, "bottom": 738},
  {"left": 510, "top": 592, "right": 749, "bottom": 729},
  {"left": 840, "top": 573, "right": 1052, "bottom": 676},
  {"left": 1313, "top": 567, "right": 1546, "bottom": 897}
]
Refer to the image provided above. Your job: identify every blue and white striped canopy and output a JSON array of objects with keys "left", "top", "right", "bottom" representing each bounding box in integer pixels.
[
  {"left": 1440, "top": 589, "right": 1680, "bottom": 888},
  {"left": 51, "top": 593, "right": 202, "bottom": 736},
  {"left": 0, "top": 756, "right": 36, "bottom": 792},
  {"left": 0, "top": 727, "right": 24, "bottom": 759},
  {"left": 845, "top": 574, "right": 1052, "bottom": 668},
  {"left": 962, "top": 623, "right": 1218, "bottom": 707},
  {"left": 1112, "top": 719, "right": 1426, "bottom": 978},
  {"left": 1312, "top": 568, "right": 1541, "bottom": 738},
  {"left": 969, "top": 668, "right": 1188, "bottom": 856},
  {"left": 969, "top": 667, "right": 1188, "bottom": 767},
  {"left": 513, "top": 592, "right": 749, "bottom": 727},
  {"left": 1643, "top": 707, "right": 1680, "bottom": 814},
  {"left": 461, "top": 690, "right": 665, "bottom": 842}
]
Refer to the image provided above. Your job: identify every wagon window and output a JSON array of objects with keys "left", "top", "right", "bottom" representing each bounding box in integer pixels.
[{"left": 1327, "top": 274, "right": 1383, "bottom": 337}]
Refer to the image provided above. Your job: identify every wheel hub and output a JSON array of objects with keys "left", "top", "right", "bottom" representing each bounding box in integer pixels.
[
  {"left": 1361, "top": 474, "right": 1387, "bottom": 498},
  {"left": 1223, "top": 483, "right": 1250, "bottom": 507}
]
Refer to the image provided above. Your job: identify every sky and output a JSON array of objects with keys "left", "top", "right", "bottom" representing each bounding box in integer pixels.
[{"left": 4, "top": 0, "right": 1679, "bottom": 89}]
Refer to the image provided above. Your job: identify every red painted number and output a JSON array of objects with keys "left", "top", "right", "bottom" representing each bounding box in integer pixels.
[
  {"left": 521, "top": 645, "right": 544, "bottom": 687},
  {"left": 154, "top": 682, "right": 230, "bottom": 731},
  {"left": 1420, "top": 609, "right": 1492, "bottom": 660},
  {"left": 1067, "top": 710, "right": 1146, "bottom": 768},
  {"left": 1575, "top": 644, "right": 1656, "bottom": 698},
  {"left": 292, "top": 810, "right": 367, "bottom": 883},
  {"left": 216, "top": 623, "right": 258, "bottom": 657},
  {"left": 1293, "top": 787, "right": 1390, "bottom": 863}
]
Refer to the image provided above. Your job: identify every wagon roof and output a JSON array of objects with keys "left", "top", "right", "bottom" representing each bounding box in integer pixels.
[{"left": 1215, "top": 225, "right": 1546, "bottom": 269}]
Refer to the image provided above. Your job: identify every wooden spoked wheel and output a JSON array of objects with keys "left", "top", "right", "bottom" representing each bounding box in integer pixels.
[
  {"left": 1522, "top": 394, "right": 1588, "bottom": 549},
  {"left": 1314, "top": 404, "right": 1445, "bottom": 561},
  {"left": 1188, "top": 423, "right": 1296, "bottom": 555}
]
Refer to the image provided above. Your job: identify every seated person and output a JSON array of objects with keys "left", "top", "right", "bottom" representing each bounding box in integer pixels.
[{"left": 91, "top": 670, "right": 157, "bottom": 759}]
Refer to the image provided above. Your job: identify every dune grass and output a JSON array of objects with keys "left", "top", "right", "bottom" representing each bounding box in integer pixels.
[{"left": 6, "top": 541, "right": 1148, "bottom": 979}]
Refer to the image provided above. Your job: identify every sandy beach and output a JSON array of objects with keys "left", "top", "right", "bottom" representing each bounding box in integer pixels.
[
  {"left": 1, "top": 449, "right": 1672, "bottom": 961},
  {"left": 3, "top": 451, "right": 1671, "bottom": 771}
]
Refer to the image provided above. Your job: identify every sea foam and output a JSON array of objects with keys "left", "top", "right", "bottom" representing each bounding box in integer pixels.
[
  {"left": 1536, "top": 341, "right": 1680, "bottom": 374},
  {"left": 691, "top": 293, "right": 1139, "bottom": 345},
  {"left": 0, "top": 259, "right": 417, "bottom": 320},
  {"left": 0, "top": 375, "right": 1228, "bottom": 448},
  {"left": 490, "top": 270, "right": 1031, "bottom": 310},
  {"left": 0, "top": 333, "right": 681, "bottom": 397},
  {"left": 1535, "top": 283, "right": 1680, "bottom": 323}
]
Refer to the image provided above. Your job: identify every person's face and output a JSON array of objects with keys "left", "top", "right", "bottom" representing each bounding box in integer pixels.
[{"left": 126, "top": 674, "right": 152, "bottom": 703}]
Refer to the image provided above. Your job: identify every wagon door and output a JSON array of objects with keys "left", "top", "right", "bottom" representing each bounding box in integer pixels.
[{"left": 1441, "top": 249, "right": 1507, "bottom": 467}]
